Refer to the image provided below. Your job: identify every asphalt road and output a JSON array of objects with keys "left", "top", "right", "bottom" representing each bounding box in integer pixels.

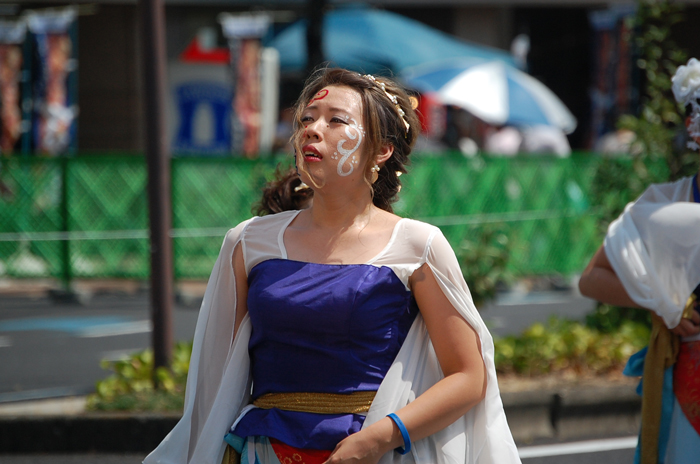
[
  {"left": 0, "top": 292, "right": 199, "bottom": 400},
  {"left": 0, "top": 287, "right": 596, "bottom": 399}
]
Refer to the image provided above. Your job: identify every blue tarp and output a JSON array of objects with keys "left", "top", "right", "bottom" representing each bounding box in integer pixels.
[{"left": 267, "top": 5, "right": 515, "bottom": 75}]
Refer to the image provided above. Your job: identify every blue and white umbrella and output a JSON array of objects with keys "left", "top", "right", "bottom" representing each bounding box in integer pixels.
[{"left": 402, "top": 59, "right": 577, "bottom": 134}]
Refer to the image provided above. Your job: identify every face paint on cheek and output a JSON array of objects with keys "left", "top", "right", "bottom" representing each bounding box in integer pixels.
[
  {"left": 688, "top": 104, "right": 700, "bottom": 150},
  {"left": 336, "top": 118, "right": 364, "bottom": 176},
  {"left": 307, "top": 89, "right": 329, "bottom": 106}
]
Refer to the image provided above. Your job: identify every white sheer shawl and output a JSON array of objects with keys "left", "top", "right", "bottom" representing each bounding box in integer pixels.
[
  {"left": 144, "top": 211, "right": 520, "bottom": 464},
  {"left": 604, "top": 177, "right": 700, "bottom": 329}
]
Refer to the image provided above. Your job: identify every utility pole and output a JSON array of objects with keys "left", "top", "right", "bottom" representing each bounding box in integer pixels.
[
  {"left": 306, "top": 0, "right": 325, "bottom": 78},
  {"left": 139, "top": 0, "right": 173, "bottom": 372}
]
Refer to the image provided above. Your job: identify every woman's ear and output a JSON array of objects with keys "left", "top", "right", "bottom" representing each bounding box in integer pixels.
[{"left": 375, "top": 144, "right": 394, "bottom": 166}]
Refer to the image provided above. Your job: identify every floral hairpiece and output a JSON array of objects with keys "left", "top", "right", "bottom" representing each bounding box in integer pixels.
[
  {"left": 363, "top": 74, "right": 410, "bottom": 135},
  {"left": 672, "top": 58, "right": 700, "bottom": 150}
]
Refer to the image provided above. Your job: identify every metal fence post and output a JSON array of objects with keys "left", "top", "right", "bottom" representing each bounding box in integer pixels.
[{"left": 60, "top": 156, "right": 71, "bottom": 290}]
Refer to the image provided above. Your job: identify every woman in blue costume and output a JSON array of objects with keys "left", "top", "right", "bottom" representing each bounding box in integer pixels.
[
  {"left": 144, "top": 68, "right": 520, "bottom": 464},
  {"left": 579, "top": 58, "right": 700, "bottom": 464}
]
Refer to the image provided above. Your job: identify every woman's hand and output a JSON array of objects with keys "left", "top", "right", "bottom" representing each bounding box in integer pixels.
[
  {"left": 671, "top": 307, "right": 700, "bottom": 337},
  {"left": 323, "top": 434, "right": 382, "bottom": 464},
  {"left": 323, "top": 420, "right": 399, "bottom": 464}
]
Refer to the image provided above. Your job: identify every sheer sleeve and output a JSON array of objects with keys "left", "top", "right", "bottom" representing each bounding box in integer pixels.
[
  {"left": 144, "top": 219, "right": 255, "bottom": 464},
  {"left": 365, "top": 226, "right": 521, "bottom": 464},
  {"left": 604, "top": 183, "right": 700, "bottom": 328}
]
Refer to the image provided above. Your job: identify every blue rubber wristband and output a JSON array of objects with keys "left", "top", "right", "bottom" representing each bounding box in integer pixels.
[{"left": 386, "top": 413, "right": 411, "bottom": 455}]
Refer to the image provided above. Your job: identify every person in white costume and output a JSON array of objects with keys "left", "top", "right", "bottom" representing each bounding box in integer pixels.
[
  {"left": 144, "top": 68, "right": 520, "bottom": 464},
  {"left": 579, "top": 58, "right": 700, "bottom": 464}
]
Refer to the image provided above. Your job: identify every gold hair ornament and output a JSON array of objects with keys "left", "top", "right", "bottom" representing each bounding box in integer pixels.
[{"left": 363, "top": 74, "right": 410, "bottom": 135}]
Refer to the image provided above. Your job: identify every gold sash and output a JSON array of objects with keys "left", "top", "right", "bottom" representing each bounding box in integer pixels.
[
  {"left": 639, "top": 294, "right": 696, "bottom": 464},
  {"left": 640, "top": 313, "right": 679, "bottom": 464},
  {"left": 253, "top": 391, "right": 376, "bottom": 415}
]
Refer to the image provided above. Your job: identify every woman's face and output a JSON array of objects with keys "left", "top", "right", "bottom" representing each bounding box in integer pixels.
[{"left": 297, "top": 85, "right": 369, "bottom": 190}]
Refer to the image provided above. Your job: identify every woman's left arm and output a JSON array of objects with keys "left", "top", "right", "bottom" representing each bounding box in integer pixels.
[{"left": 324, "top": 263, "right": 486, "bottom": 464}]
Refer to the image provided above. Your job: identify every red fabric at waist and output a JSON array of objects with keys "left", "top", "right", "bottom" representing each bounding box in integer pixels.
[
  {"left": 673, "top": 340, "right": 700, "bottom": 435},
  {"left": 270, "top": 438, "right": 332, "bottom": 464}
]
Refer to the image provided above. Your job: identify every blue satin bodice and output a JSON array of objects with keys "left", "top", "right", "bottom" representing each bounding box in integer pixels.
[{"left": 231, "top": 259, "right": 418, "bottom": 450}]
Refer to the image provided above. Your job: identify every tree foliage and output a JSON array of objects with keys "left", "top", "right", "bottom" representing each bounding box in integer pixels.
[{"left": 613, "top": 0, "right": 695, "bottom": 191}]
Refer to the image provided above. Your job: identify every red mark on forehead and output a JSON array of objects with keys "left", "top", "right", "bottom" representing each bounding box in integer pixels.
[{"left": 307, "top": 89, "right": 329, "bottom": 106}]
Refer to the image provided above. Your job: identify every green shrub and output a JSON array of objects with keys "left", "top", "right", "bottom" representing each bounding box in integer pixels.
[
  {"left": 458, "top": 226, "right": 512, "bottom": 307},
  {"left": 86, "top": 340, "right": 192, "bottom": 412},
  {"left": 494, "top": 317, "right": 650, "bottom": 376},
  {"left": 585, "top": 303, "right": 651, "bottom": 333}
]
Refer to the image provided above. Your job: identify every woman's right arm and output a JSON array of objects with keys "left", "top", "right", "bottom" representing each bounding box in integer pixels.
[
  {"left": 232, "top": 242, "right": 249, "bottom": 340},
  {"left": 579, "top": 245, "right": 700, "bottom": 336},
  {"left": 579, "top": 245, "right": 641, "bottom": 308}
]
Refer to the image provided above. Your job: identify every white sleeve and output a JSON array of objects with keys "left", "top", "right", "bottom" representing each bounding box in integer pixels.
[
  {"left": 604, "top": 195, "right": 700, "bottom": 328},
  {"left": 365, "top": 228, "right": 521, "bottom": 464},
  {"left": 144, "top": 219, "right": 255, "bottom": 464},
  {"left": 425, "top": 230, "right": 521, "bottom": 464}
]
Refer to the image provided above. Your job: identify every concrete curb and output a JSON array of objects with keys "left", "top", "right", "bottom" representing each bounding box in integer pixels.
[
  {"left": 503, "top": 384, "right": 641, "bottom": 443},
  {"left": 0, "top": 385, "right": 641, "bottom": 453}
]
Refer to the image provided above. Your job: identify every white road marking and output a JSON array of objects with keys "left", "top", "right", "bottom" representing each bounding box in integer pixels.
[
  {"left": 0, "top": 336, "right": 11, "bottom": 347},
  {"left": 518, "top": 436, "right": 638, "bottom": 458},
  {"left": 78, "top": 320, "right": 152, "bottom": 338}
]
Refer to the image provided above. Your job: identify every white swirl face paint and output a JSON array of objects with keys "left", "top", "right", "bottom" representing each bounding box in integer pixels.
[
  {"left": 336, "top": 118, "right": 364, "bottom": 176},
  {"left": 688, "top": 112, "right": 700, "bottom": 151}
]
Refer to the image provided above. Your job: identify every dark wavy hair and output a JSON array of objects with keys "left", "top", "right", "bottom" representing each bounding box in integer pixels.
[
  {"left": 291, "top": 68, "right": 420, "bottom": 212},
  {"left": 253, "top": 166, "right": 313, "bottom": 215}
]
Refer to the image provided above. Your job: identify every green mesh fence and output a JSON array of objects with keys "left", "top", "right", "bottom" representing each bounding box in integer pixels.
[
  {"left": 0, "top": 154, "right": 603, "bottom": 280},
  {"left": 395, "top": 154, "right": 600, "bottom": 275},
  {"left": 171, "top": 157, "right": 283, "bottom": 278}
]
